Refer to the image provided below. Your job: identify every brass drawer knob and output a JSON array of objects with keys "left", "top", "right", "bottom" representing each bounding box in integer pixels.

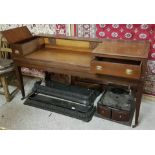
[
  {"left": 96, "top": 65, "right": 103, "bottom": 70},
  {"left": 15, "top": 50, "right": 20, "bottom": 54},
  {"left": 126, "top": 69, "right": 133, "bottom": 75}
]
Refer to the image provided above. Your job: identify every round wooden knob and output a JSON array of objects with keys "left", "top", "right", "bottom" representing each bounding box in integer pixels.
[
  {"left": 126, "top": 69, "right": 133, "bottom": 75},
  {"left": 15, "top": 50, "right": 20, "bottom": 54},
  {"left": 96, "top": 65, "right": 103, "bottom": 70}
]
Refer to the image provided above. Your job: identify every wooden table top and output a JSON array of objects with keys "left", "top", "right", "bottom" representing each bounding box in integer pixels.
[
  {"left": 92, "top": 39, "right": 150, "bottom": 58},
  {"left": 25, "top": 48, "right": 92, "bottom": 68}
]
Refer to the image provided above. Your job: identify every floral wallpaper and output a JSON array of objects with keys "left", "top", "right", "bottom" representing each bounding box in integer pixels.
[
  {"left": 76, "top": 24, "right": 96, "bottom": 38},
  {"left": 0, "top": 24, "right": 53, "bottom": 34}
]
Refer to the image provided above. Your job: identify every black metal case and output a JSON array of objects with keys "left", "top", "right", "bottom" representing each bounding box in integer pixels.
[
  {"left": 31, "top": 80, "right": 100, "bottom": 111},
  {"left": 24, "top": 80, "right": 99, "bottom": 121},
  {"left": 24, "top": 93, "right": 96, "bottom": 122}
]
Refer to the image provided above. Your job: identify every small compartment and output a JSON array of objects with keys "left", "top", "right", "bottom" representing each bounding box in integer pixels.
[
  {"left": 112, "top": 109, "right": 130, "bottom": 122},
  {"left": 96, "top": 85, "right": 134, "bottom": 123},
  {"left": 97, "top": 105, "right": 111, "bottom": 118},
  {"left": 12, "top": 37, "right": 45, "bottom": 56},
  {"left": 91, "top": 57, "right": 142, "bottom": 79}
]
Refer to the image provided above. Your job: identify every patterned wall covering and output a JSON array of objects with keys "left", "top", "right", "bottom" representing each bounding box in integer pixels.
[
  {"left": 95, "top": 24, "right": 155, "bottom": 60},
  {"left": 0, "top": 24, "right": 55, "bottom": 34},
  {"left": 0, "top": 24, "right": 155, "bottom": 95},
  {"left": 76, "top": 24, "right": 96, "bottom": 38},
  {"left": 145, "top": 60, "right": 155, "bottom": 95}
]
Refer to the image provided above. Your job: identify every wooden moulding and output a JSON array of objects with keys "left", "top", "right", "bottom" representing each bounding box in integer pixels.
[{"left": 44, "top": 37, "right": 99, "bottom": 50}]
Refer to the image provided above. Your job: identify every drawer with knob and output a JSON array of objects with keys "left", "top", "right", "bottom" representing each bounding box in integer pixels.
[
  {"left": 91, "top": 57, "right": 142, "bottom": 79},
  {"left": 97, "top": 105, "right": 111, "bottom": 118},
  {"left": 111, "top": 109, "right": 130, "bottom": 122}
]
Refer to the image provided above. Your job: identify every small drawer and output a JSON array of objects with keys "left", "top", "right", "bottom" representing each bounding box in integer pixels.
[
  {"left": 97, "top": 105, "right": 111, "bottom": 118},
  {"left": 112, "top": 109, "right": 130, "bottom": 122},
  {"left": 91, "top": 58, "right": 142, "bottom": 79}
]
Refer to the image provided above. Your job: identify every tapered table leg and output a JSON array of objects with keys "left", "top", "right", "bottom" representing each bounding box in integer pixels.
[
  {"left": 15, "top": 65, "right": 25, "bottom": 99},
  {"left": 134, "top": 82, "right": 143, "bottom": 127}
]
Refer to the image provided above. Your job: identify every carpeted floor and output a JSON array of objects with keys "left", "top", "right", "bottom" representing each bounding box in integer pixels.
[{"left": 0, "top": 76, "right": 155, "bottom": 130}]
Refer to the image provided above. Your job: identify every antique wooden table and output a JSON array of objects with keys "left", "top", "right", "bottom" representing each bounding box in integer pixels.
[{"left": 2, "top": 26, "right": 150, "bottom": 127}]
